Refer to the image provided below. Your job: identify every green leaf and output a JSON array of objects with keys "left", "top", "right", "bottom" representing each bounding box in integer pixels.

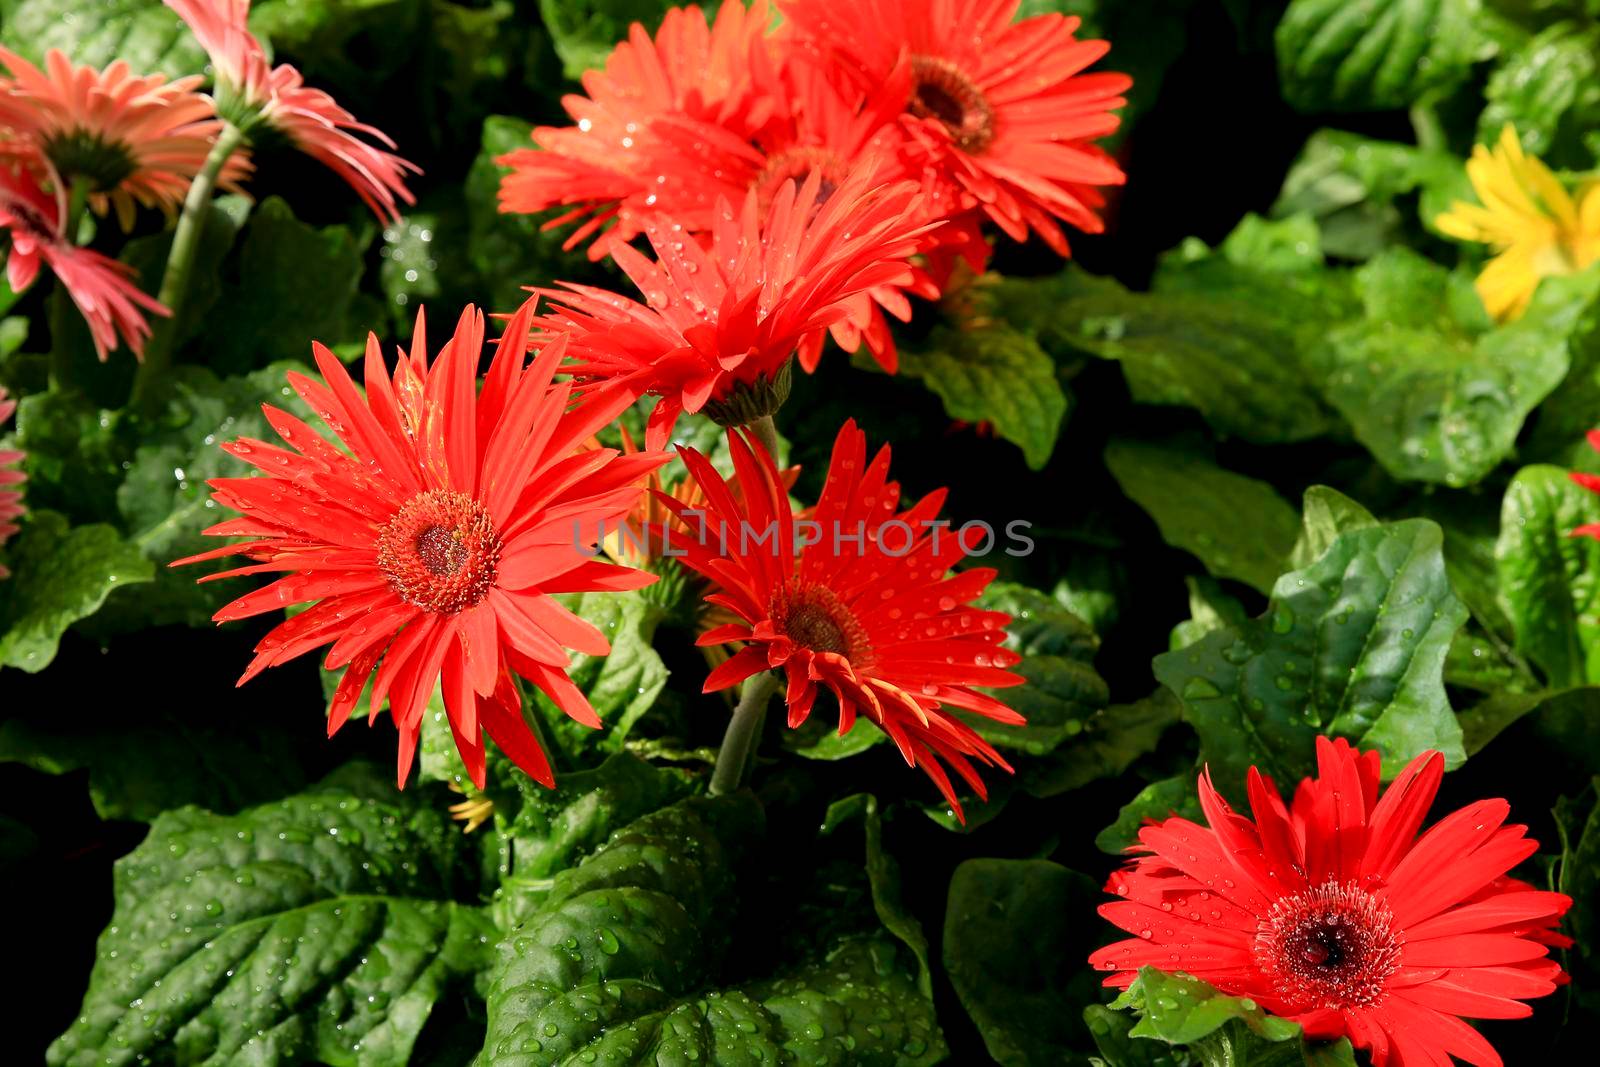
[
  {"left": 784, "top": 714, "right": 889, "bottom": 760},
  {"left": 1312, "top": 257, "right": 1596, "bottom": 487},
  {"left": 0, "top": 0, "right": 206, "bottom": 78},
  {"left": 1096, "top": 773, "right": 1200, "bottom": 855},
  {"left": 968, "top": 581, "right": 1109, "bottom": 755},
  {"left": 379, "top": 206, "right": 477, "bottom": 334},
  {"left": 1288, "top": 486, "right": 1377, "bottom": 571},
  {"left": 1057, "top": 273, "right": 1349, "bottom": 444},
  {"left": 1458, "top": 686, "right": 1600, "bottom": 756},
  {"left": 1275, "top": 0, "right": 1478, "bottom": 112},
  {"left": 897, "top": 323, "right": 1070, "bottom": 470},
  {"left": 205, "top": 197, "right": 369, "bottom": 376},
  {"left": 1171, "top": 577, "right": 1250, "bottom": 651},
  {"left": 1111, "top": 968, "right": 1307, "bottom": 1067},
  {"left": 0, "top": 510, "right": 153, "bottom": 672},
  {"left": 1273, "top": 130, "right": 1465, "bottom": 259},
  {"left": 122, "top": 197, "right": 252, "bottom": 354},
  {"left": 97, "top": 363, "right": 315, "bottom": 631},
  {"left": 478, "top": 794, "right": 945, "bottom": 1064},
  {"left": 531, "top": 591, "right": 670, "bottom": 763},
  {"left": 10, "top": 388, "right": 124, "bottom": 522},
  {"left": 537, "top": 0, "right": 677, "bottom": 80},
  {"left": 0, "top": 698, "right": 312, "bottom": 821},
  {"left": 1106, "top": 439, "right": 1301, "bottom": 595},
  {"left": 943, "top": 858, "right": 1100, "bottom": 1065},
  {"left": 250, "top": 0, "right": 428, "bottom": 96},
  {"left": 1214, "top": 213, "right": 1324, "bottom": 273},
  {"left": 48, "top": 771, "right": 492, "bottom": 1067},
  {"left": 1555, "top": 778, "right": 1600, "bottom": 958},
  {"left": 821, "top": 794, "right": 933, "bottom": 997},
  {"left": 1479, "top": 22, "right": 1600, "bottom": 168},
  {"left": 1494, "top": 464, "right": 1600, "bottom": 687},
  {"left": 1021, "top": 688, "right": 1183, "bottom": 799},
  {"left": 491, "top": 752, "right": 695, "bottom": 926},
  {"left": 1152, "top": 520, "right": 1468, "bottom": 795}
]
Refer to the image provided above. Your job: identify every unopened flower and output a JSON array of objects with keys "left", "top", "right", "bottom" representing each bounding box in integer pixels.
[
  {"left": 164, "top": 0, "right": 417, "bottom": 221},
  {"left": 0, "top": 164, "right": 168, "bottom": 358},
  {"left": 1437, "top": 125, "right": 1600, "bottom": 321},
  {"left": 781, "top": 0, "right": 1129, "bottom": 256},
  {"left": 177, "top": 300, "right": 666, "bottom": 788},
  {"left": 0, "top": 47, "right": 250, "bottom": 229},
  {"left": 663, "top": 419, "right": 1025, "bottom": 818},
  {"left": 1091, "top": 737, "right": 1571, "bottom": 1066}
]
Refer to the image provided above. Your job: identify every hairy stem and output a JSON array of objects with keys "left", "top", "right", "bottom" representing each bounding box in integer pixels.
[
  {"left": 748, "top": 413, "right": 781, "bottom": 459},
  {"left": 131, "top": 122, "right": 245, "bottom": 407},
  {"left": 709, "top": 669, "right": 778, "bottom": 795}
]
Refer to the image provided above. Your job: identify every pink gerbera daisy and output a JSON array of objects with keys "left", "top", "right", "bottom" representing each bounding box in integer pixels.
[
  {"left": 0, "top": 47, "right": 250, "bottom": 229},
  {"left": 176, "top": 300, "right": 666, "bottom": 788},
  {"left": 1091, "top": 737, "right": 1572, "bottom": 1067},
  {"left": 163, "top": 0, "right": 417, "bottom": 222},
  {"left": 0, "top": 164, "right": 169, "bottom": 358}
]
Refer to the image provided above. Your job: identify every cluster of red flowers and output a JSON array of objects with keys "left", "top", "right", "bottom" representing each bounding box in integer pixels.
[
  {"left": 0, "top": 0, "right": 414, "bottom": 358},
  {"left": 187, "top": 0, "right": 1129, "bottom": 809}
]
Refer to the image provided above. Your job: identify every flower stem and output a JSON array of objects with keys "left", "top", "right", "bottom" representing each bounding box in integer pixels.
[
  {"left": 131, "top": 121, "right": 245, "bottom": 407},
  {"left": 65, "top": 176, "right": 91, "bottom": 244},
  {"left": 709, "top": 669, "right": 777, "bottom": 795},
  {"left": 748, "top": 413, "right": 780, "bottom": 459}
]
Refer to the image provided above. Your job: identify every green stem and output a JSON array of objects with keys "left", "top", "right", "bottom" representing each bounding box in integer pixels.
[
  {"left": 1410, "top": 100, "right": 1446, "bottom": 154},
  {"left": 65, "top": 176, "right": 91, "bottom": 245},
  {"left": 709, "top": 669, "right": 778, "bottom": 795},
  {"left": 131, "top": 122, "right": 245, "bottom": 407},
  {"left": 748, "top": 413, "right": 781, "bottom": 459}
]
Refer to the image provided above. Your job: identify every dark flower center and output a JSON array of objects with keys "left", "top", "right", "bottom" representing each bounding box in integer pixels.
[
  {"left": 909, "top": 55, "right": 995, "bottom": 153},
  {"left": 377, "top": 489, "right": 502, "bottom": 614},
  {"left": 1254, "top": 880, "right": 1402, "bottom": 1011},
  {"left": 753, "top": 147, "right": 845, "bottom": 214},
  {"left": 773, "top": 582, "right": 868, "bottom": 660}
]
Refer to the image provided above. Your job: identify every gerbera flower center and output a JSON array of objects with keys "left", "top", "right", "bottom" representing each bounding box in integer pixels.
[
  {"left": 376, "top": 489, "right": 502, "bottom": 614},
  {"left": 753, "top": 147, "right": 845, "bottom": 212},
  {"left": 42, "top": 130, "right": 138, "bottom": 193},
  {"left": 1253, "top": 880, "right": 1403, "bottom": 1012},
  {"left": 772, "top": 581, "right": 869, "bottom": 660},
  {"left": 909, "top": 55, "right": 995, "bottom": 153}
]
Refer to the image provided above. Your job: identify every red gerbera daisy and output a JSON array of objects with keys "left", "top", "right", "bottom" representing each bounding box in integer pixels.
[
  {"left": 780, "top": 0, "right": 1130, "bottom": 255},
  {"left": 0, "top": 47, "right": 250, "bottom": 229},
  {"left": 1090, "top": 737, "right": 1572, "bottom": 1067},
  {"left": 0, "top": 384, "right": 23, "bottom": 579},
  {"left": 534, "top": 169, "right": 933, "bottom": 448},
  {"left": 164, "top": 0, "right": 418, "bottom": 222},
  {"left": 0, "top": 164, "right": 169, "bottom": 358},
  {"left": 660, "top": 419, "right": 1026, "bottom": 818},
  {"left": 497, "top": 0, "right": 776, "bottom": 255},
  {"left": 175, "top": 300, "right": 666, "bottom": 788}
]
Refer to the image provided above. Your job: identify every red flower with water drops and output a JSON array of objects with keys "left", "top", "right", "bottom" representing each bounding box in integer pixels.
[
  {"left": 175, "top": 300, "right": 666, "bottom": 788},
  {"left": 164, "top": 0, "right": 417, "bottom": 222},
  {"left": 781, "top": 0, "right": 1130, "bottom": 256},
  {"left": 661, "top": 419, "right": 1025, "bottom": 819},
  {"left": 534, "top": 169, "right": 933, "bottom": 449},
  {"left": 0, "top": 384, "right": 24, "bottom": 579},
  {"left": 497, "top": 0, "right": 777, "bottom": 256},
  {"left": 1090, "top": 737, "right": 1571, "bottom": 1067},
  {"left": 0, "top": 164, "right": 168, "bottom": 358}
]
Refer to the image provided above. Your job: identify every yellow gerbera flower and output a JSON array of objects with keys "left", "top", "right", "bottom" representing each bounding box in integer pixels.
[{"left": 1436, "top": 125, "right": 1600, "bottom": 320}]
